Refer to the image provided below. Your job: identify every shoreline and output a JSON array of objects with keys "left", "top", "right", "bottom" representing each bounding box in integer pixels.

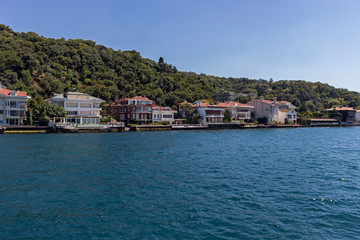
[{"left": 1, "top": 123, "right": 359, "bottom": 134}]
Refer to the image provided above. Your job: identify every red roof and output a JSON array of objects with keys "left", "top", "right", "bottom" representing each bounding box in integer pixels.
[
  {"left": 126, "top": 96, "right": 152, "bottom": 101},
  {"left": 0, "top": 87, "right": 28, "bottom": 97},
  {"left": 193, "top": 102, "right": 218, "bottom": 107}
]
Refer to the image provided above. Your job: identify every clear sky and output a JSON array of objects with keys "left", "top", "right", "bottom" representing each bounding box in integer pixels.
[{"left": 1, "top": 0, "right": 360, "bottom": 92}]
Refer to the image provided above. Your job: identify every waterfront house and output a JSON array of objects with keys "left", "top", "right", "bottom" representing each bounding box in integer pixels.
[
  {"left": 46, "top": 91, "right": 105, "bottom": 124},
  {"left": 0, "top": 83, "right": 31, "bottom": 125},
  {"left": 326, "top": 107, "right": 356, "bottom": 124},
  {"left": 152, "top": 106, "right": 176, "bottom": 123},
  {"left": 249, "top": 97, "right": 297, "bottom": 124},
  {"left": 216, "top": 101, "right": 254, "bottom": 122},
  {"left": 111, "top": 96, "right": 155, "bottom": 124},
  {"left": 193, "top": 101, "right": 225, "bottom": 123}
]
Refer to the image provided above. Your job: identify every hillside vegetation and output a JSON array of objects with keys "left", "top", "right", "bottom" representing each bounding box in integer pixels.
[{"left": 1, "top": 24, "right": 360, "bottom": 113}]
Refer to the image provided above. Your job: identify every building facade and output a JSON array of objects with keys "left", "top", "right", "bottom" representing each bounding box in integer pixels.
[
  {"left": 111, "top": 96, "right": 155, "bottom": 123},
  {"left": 152, "top": 106, "right": 176, "bottom": 123},
  {"left": 249, "top": 97, "right": 297, "bottom": 124},
  {"left": 46, "top": 91, "right": 105, "bottom": 124},
  {"left": 216, "top": 101, "right": 254, "bottom": 121},
  {"left": 327, "top": 107, "right": 356, "bottom": 124},
  {"left": 193, "top": 101, "right": 225, "bottom": 123},
  {"left": 0, "top": 84, "right": 30, "bottom": 126}
]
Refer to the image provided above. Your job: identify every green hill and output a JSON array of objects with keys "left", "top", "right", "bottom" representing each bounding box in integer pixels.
[{"left": 1, "top": 24, "right": 360, "bottom": 113}]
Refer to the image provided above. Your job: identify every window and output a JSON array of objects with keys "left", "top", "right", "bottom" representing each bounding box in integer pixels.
[
  {"left": 0, "top": 110, "right": 3, "bottom": 115},
  {"left": 66, "top": 102, "right": 78, "bottom": 108},
  {"left": 67, "top": 111, "right": 78, "bottom": 115},
  {"left": 7, "top": 101, "right": 17, "bottom": 108},
  {"left": 10, "top": 110, "right": 18, "bottom": 116},
  {"left": 0, "top": 118, "right": 3, "bottom": 124},
  {"left": 93, "top": 103, "right": 100, "bottom": 108},
  {"left": 0, "top": 101, "right": 4, "bottom": 106},
  {"left": 6, "top": 119, "right": 18, "bottom": 125},
  {"left": 80, "top": 103, "right": 91, "bottom": 108},
  {"left": 80, "top": 111, "right": 91, "bottom": 116}
]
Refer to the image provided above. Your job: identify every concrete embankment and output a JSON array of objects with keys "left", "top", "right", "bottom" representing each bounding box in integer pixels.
[
  {"left": 1, "top": 123, "right": 359, "bottom": 134},
  {"left": 0, "top": 125, "right": 125, "bottom": 134},
  {"left": 1, "top": 126, "right": 53, "bottom": 133}
]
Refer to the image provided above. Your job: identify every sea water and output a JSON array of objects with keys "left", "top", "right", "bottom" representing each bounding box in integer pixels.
[{"left": 1, "top": 128, "right": 360, "bottom": 239}]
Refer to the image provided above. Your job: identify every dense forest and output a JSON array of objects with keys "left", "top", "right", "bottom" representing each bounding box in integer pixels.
[{"left": 1, "top": 24, "right": 360, "bottom": 115}]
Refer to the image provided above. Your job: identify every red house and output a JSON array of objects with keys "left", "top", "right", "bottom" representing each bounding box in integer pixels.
[{"left": 111, "top": 96, "right": 155, "bottom": 123}]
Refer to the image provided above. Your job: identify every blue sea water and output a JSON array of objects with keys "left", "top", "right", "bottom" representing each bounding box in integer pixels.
[{"left": 1, "top": 128, "right": 360, "bottom": 239}]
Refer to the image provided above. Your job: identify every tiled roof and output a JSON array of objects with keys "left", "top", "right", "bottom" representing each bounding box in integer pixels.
[
  {"left": 279, "top": 109, "right": 292, "bottom": 113},
  {"left": 193, "top": 102, "right": 222, "bottom": 108},
  {"left": 126, "top": 96, "right": 152, "bottom": 101},
  {"left": 0, "top": 87, "right": 28, "bottom": 97},
  {"left": 278, "top": 101, "right": 291, "bottom": 104}
]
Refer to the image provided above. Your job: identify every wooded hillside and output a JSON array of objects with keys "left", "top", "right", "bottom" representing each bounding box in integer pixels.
[{"left": 1, "top": 24, "right": 360, "bottom": 112}]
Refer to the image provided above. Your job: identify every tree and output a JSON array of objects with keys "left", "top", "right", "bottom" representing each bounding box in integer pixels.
[
  {"left": 32, "top": 101, "right": 67, "bottom": 125},
  {"left": 223, "top": 109, "right": 232, "bottom": 122},
  {"left": 158, "top": 57, "right": 164, "bottom": 64}
]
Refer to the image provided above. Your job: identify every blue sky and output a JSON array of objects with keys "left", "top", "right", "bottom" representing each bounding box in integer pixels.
[{"left": 1, "top": 0, "right": 360, "bottom": 92}]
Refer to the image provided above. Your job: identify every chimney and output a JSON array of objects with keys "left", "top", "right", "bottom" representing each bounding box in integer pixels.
[
  {"left": 273, "top": 97, "right": 277, "bottom": 102},
  {"left": 260, "top": 96, "right": 264, "bottom": 102}
]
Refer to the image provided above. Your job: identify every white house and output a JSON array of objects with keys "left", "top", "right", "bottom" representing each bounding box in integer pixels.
[
  {"left": 216, "top": 101, "right": 254, "bottom": 121},
  {"left": 193, "top": 101, "right": 225, "bottom": 123},
  {"left": 152, "top": 106, "right": 176, "bottom": 123},
  {"left": 249, "top": 97, "right": 297, "bottom": 124},
  {"left": 46, "top": 91, "right": 105, "bottom": 124},
  {"left": 279, "top": 109, "right": 297, "bottom": 124},
  {"left": 0, "top": 83, "right": 31, "bottom": 126}
]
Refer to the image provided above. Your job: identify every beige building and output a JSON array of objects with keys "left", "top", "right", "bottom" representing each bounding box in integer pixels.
[
  {"left": 249, "top": 97, "right": 297, "bottom": 124},
  {"left": 216, "top": 101, "right": 254, "bottom": 121}
]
